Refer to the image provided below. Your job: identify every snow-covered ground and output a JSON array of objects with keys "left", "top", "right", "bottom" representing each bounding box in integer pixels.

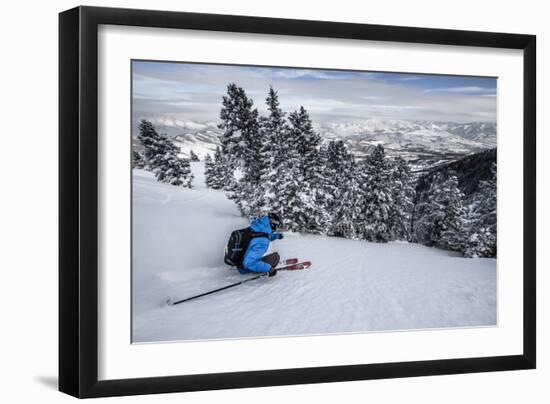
[{"left": 132, "top": 163, "right": 496, "bottom": 343}]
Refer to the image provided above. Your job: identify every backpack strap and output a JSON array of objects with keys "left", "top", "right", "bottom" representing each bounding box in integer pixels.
[{"left": 250, "top": 231, "right": 269, "bottom": 239}]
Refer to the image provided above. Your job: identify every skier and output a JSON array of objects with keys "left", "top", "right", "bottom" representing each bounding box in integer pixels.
[{"left": 239, "top": 213, "right": 284, "bottom": 277}]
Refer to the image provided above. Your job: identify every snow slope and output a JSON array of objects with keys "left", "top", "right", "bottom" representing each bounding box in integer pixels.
[{"left": 132, "top": 163, "right": 496, "bottom": 343}]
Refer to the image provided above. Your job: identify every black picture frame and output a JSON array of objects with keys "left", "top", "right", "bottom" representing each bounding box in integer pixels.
[{"left": 59, "top": 5, "right": 536, "bottom": 398}]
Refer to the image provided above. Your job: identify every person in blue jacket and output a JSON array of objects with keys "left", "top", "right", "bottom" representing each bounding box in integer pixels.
[{"left": 239, "top": 213, "right": 284, "bottom": 277}]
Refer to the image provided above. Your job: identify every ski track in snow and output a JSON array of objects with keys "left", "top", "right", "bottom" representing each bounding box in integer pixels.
[{"left": 132, "top": 163, "right": 496, "bottom": 343}]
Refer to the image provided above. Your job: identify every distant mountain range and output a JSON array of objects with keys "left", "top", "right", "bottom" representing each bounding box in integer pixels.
[
  {"left": 172, "top": 130, "right": 221, "bottom": 159},
  {"left": 132, "top": 129, "right": 221, "bottom": 160},
  {"left": 133, "top": 118, "right": 496, "bottom": 167},
  {"left": 317, "top": 119, "right": 496, "bottom": 168}
]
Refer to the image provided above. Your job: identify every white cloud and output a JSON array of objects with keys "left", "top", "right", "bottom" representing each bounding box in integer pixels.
[
  {"left": 271, "top": 69, "right": 343, "bottom": 80},
  {"left": 362, "top": 95, "right": 389, "bottom": 100},
  {"left": 368, "top": 104, "right": 425, "bottom": 110},
  {"left": 132, "top": 62, "right": 497, "bottom": 133},
  {"left": 425, "top": 86, "right": 495, "bottom": 94}
]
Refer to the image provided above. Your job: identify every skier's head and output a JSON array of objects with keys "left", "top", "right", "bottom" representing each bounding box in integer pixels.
[{"left": 267, "top": 212, "right": 282, "bottom": 231}]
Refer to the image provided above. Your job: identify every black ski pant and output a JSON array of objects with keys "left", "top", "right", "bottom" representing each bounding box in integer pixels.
[{"left": 261, "top": 252, "right": 280, "bottom": 269}]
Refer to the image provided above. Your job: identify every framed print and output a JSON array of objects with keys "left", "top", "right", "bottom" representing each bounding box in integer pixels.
[{"left": 59, "top": 6, "right": 536, "bottom": 398}]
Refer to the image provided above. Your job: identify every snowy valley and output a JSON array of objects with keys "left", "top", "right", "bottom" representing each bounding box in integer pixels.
[{"left": 133, "top": 118, "right": 496, "bottom": 169}]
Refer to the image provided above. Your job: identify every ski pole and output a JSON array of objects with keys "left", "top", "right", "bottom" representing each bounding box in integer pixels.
[{"left": 167, "top": 273, "right": 267, "bottom": 305}]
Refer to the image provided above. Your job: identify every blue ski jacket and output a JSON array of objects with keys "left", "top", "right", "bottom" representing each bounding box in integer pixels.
[{"left": 239, "top": 215, "right": 282, "bottom": 274}]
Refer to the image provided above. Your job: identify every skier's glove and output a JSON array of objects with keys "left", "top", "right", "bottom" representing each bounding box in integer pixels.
[
  {"left": 268, "top": 267, "right": 278, "bottom": 277},
  {"left": 277, "top": 233, "right": 284, "bottom": 240}
]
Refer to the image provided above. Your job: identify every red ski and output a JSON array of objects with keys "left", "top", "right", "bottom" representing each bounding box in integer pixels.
[
  {"left": 280, "top": 258, "right": 299, "bottom": 266},
  {"left": 277, "top": 261, "right": 312, "bottom": 271}
]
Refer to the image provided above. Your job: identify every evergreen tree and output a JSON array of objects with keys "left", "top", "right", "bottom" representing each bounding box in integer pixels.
[
  {"left": 260, "top": 86, "right": 287, "bottom": 169},
  {"left": 465, "top": 226, "right": 496, "bottom": 258},
  {"left": 325, "top": 141, "right": 354, "bottom": 203},
  {"left": 247, "top": 86, "right": 287, "bottom": 215},
  {"left": 260, "top": 88, "right": 289, "bottom": 214},
  {"left": 438, "top": 175, "right": 467, "bottom": 251},
  {"left": 464, "top": 163, "right": 497, "bottom": 257},
  {"left": 204, "top": 147, "right": 227, "bottom": 189},
  {"left": 387, "top": 157, "right": 416, "bottom": 241},
  {"left": 325, "top": 140, "right": 360, "bottom": 237},
  {"left": 218, "top": 83, "right": 263, "bottom": 214},
  {"left": 137, "top": 120, "right": 160, "bottom": 169},
  {"left": 358, "top": 145, "right": 393, "bottom": 242},
  {"left": 218, "top": 84, "right": 246, "bottom": 166},
  {"left": 137, "top": 120, "right": 172, "bottom": 170},
  {"left": 330, "top": 162, "right": 362, "bottom": 239},
  {"left": 261, "top": 103, "right": 315, "bottom": 231},
  {"left": 155, "top": 154, "right": 194, "bottom": 188},
  {"left": 266, "top": 147, "right": 313, "bottom": 232},
  {"left": 285, "top": 106, "right": 330, "bottom": 233},
  {"left": 288, "top": 106, "right": 322, "bottom": 176},
  {"left": 218, "top": 83, "right": 260, "bottom": 170},
  {"left": 414, "top": 175, "right": 466, "bottom": 251},
  {"left": 189, "top": 149, "right": 200, "bottom": 162},
  {"left": 137, "top": 119, "right": 194, "bottom": 187},
  {"left": 204, "top": 153, "right": 214, "bottom": 187},
  {"left": 263, "top": 133, "right": 296, "bottom": 223},
  {"left": 132, "top": 150, "right": 145, "bottom": 169}
]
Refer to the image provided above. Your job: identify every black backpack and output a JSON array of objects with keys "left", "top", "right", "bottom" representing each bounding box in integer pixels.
[{"left": 224, "top": 227, "right": 268, "bottom": 267}]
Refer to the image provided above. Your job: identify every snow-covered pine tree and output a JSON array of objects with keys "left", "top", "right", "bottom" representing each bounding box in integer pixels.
[
  {"left": 231, "top": 112, "right": 263, "bottom": 216},
  {"left": 464, "top": 163, "right": 497, "bottom": 257},
  {"left": 260, "top": 86, "right": 286, "bottom": 168},
  {"left": 325, "top": 141, "right": 353, "bottom": 204},
  {"left": 330, "top": 158, "right": 361, "bottom": 239},
  {"left": 315, "top": 144, "right": 332, "bottom": 220},
  {"left": 218, "top": 83, "right": 263, "bottom": 215},
  {"left": 465, "top": 226, "right": 496, "bottom": 258},
  {"left": 218, "top": 84, "right": 247, "bottom": 166},
  {"left": 137, "top": 119, "right": 194, "bottom": 187},
  {"left": 438, "top": 175, "right": 467, "bottom": 251},
  {"left": 218, "top": 83, "right": 260, "bottom": 170},
  {"left": 203, "top": 153, "right": 214, "bottom": 187},
  {"left": 288, "top": 106, "right": 324, "bottom": 184},
  {"left": 137, "top": 119, "right": 166, "bottom": 170},
  {"left": 189, "top": 150, "right": 200, "bottom": 162},
  {"left": 266, "top": 147, "right": 312, "bottom": 232},
  {"left": 387, "top": 157, "right": 416, "bottom": 241},
  {"left": 325, "top": 140, "right": 360, "bottom": 237},
  {"left": 261, "top": 88, "right": 290, "bottom": 215},
  {"left": 204, "top": 147, "right": 227, "bottom": 189},
  {"left": 357, "top": 144, "right": 393, "bottom": 242},
  {"left": 297, "top": 158, "right": 331, "bottom": 234},
  {"left": 285, "top": 106, "right": 330, "bottom": 233},
  {"left": 248, "top": 86, "right": 287, "bottom": 215},
  {"left": 413, "top": 177, "right": 441, "bottom": 247},
  {"left": 155, "top": 153, "right": 194, "bottom": 188},
  {"left": 132, "top": 150, "right": 145, "bottom": 169},
  {"left": 260, "top": 101, "right": 311, "bottom": 231},
  {"left": 414, "top": 174, "right": 466, "bottom": 251}
]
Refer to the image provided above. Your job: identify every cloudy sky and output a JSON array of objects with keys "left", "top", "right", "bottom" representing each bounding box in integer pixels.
[{"left": 132, "top": 60, "right": 497, "bottom": 136}]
